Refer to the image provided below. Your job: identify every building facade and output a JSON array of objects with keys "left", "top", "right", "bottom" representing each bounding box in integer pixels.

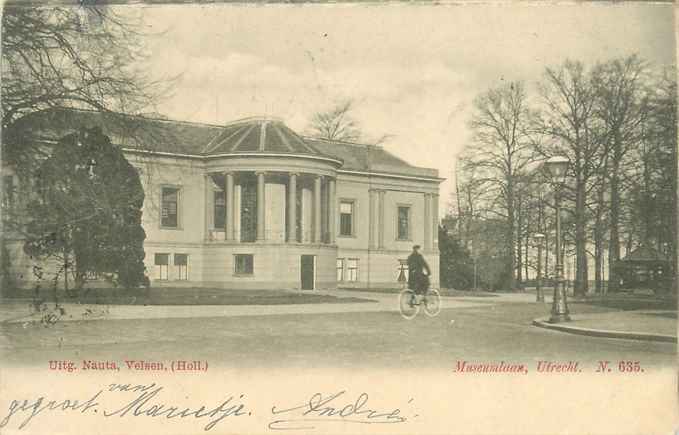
[{"left": 3, "top": 109, "right": 443, "bottom": 290}]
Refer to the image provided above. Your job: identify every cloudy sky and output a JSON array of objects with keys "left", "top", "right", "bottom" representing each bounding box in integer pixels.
[{"left": 133, "top": 2, "right": 675, "bottom": 213}]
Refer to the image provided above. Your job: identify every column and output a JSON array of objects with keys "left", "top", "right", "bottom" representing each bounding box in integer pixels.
[
  {"left": 204, "top": 174, "right": 212, "bottom": 240},
  {"left": 320, "top": 179, "right": 328, "bottom": 243},
  {"left": 378, "top": 189, "right": 385, "bottom": 249},
  {"left": 327, "top": 178, "right": 336, "bottom": 244},
  {"left": 287, "top": 173, "right": 298, "bottom": 242},
  {"left": 424, "top": 193, "right": 432, "bottom": 251},
  {"left": 313, "top": 176, "right": 322, "bottom": 243},
  {"left": 234, "top": 184, "right": 242, "bottom": 241},
  {"left": 224, "top": 172, "right": 234, "bottom": 240},
  {"left": 432, "top": 193, "right": 439, "bottom": 250},
  {"left": 256, "top": 171, "right": 266, "bottom": 241},
  {"left": 369, "top": 189, "right": 377, "bottom": 249}
]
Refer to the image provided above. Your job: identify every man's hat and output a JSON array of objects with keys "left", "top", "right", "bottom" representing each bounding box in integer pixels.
[{"left": 413, "top": 245, "right": 421, "bottom": 250}]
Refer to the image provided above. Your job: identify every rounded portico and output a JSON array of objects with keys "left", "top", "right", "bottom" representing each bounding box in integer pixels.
[{"left": 200, "top": 117, "right": 342, "bottom": 290}]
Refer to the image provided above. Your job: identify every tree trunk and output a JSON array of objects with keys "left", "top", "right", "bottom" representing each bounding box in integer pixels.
[
  {"left": 455, "top": 171, "right": 464, "bottom": 243},
  {"left": 516, "top": 193, "right": 523, "bottom": 287},
  {"left": 608, "top": 163, "right": 621, "bottom": 292},
  {"left": 524, "top": 230, "right": 529, "bottom": 282},
  {"left": 63, "top": 254, "right": 69, "bottom": 294},
  {"left": 506, "top": 185, "right": 516, "bottom": 290},
  {"left": 594, "top": 183, "right": 605, "bottom": 293},
  {"left": 465, "top": 186, "right": 474, "bottom": 250},
  {"left": 545, "top": 231, "right": 550, "bottom": 282},
  {"left": 574, "top": 178, "right": 589, "bottom": 296},
  {"left": 594, "top": 228, "right": 603, "bottom": 293},
  {"left": 74, "top": 250, "right": 86, "bottom": 292}
]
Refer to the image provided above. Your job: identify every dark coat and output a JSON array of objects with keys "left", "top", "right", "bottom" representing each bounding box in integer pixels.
[{"left": 407, "top": 252, "right": 431, "bottom": 293}]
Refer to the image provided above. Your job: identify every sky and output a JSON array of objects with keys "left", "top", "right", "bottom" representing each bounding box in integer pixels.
[{"left": 129, "top": 2, "right": 675, "bottom": 214}]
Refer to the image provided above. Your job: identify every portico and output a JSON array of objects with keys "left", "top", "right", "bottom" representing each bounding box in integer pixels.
[{"left": 205, "top": 170, "right": 338, "bottom": 245}]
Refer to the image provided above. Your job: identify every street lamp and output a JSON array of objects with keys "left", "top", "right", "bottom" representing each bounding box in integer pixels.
[
  {"left": 544, "top": 156, "right": 571, "bottom": 323},
  {"left": 533, "top": 233, "right": 546, "bottom": 302}
]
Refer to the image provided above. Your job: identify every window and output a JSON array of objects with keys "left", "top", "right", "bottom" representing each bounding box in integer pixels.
[
  {"left": 240, "top": 182, "right": 257, "bottom": 242},
  {"left": 397, "top": 206, "right": 411, "bottom": 240},
  {"left": 154, "top": 253, "right": 169, "bottom": 280},
  {"left": 214, "top": 190, "right": 226, "bottom": 230},
  {"left": 234, "top": 254, "right": 254, "bottom": 275},
  {"left": 85, "top": 270, "right": 100, "bottom": 280},
  {"left": 175, "top": 254, "right": 188, "bottom": 280},
  {"left": 2, "top": 176, "right": 15, "bottom": 211},
  {"left": 339, "top": 201, "right": 354, "bottom": 236},
  {"left": 336, "top": 258, "right": 345, "bottom": 282},
  {"left": 347, "top": 258, "right": 358, "bottom": 282},
  {"left": 161, "top": 187, "right": 180, "bottom": 228}
]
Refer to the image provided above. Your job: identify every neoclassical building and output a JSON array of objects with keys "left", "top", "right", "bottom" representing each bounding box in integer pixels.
[{"left": 3, "top": 109, "right": 443, "bottom": 290}]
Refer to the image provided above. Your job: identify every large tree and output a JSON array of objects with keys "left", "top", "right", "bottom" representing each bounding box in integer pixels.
[
  {"left": 24, "top": 127, "right": 146, "bottom": 291},
  {"left": 536, "top": 60, "right": 602, "bottom": 297},
  {"left": 591, "top": 55, "right": 650, "bottom": 291},
  {"left": 1, "top": 4, "right": 163, "bottom": 170},
  {"left": 463, "top": 81, "right": 537, "bottom": 290},
  {"left": 626, "top": 68, "right": 677, "bottom": 285}
]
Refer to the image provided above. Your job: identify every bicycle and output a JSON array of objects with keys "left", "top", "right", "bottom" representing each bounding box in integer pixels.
[{"left": 399, "top": 286, "right": 441, "bottom": 319}]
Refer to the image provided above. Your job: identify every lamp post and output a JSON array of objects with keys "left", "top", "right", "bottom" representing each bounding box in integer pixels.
[
  {"left": 544, "top": 156, "right": 571, "bottom": 323},
  {"left": 533, "top": 233, "right": 545, "bottom": 302}
]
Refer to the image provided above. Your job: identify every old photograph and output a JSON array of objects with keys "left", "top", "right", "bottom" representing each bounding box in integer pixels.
[{"left": 0, "top": 1, "right": 676, "bottom": 434}]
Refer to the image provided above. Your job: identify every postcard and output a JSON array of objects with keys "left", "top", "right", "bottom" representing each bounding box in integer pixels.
[{"left": 0, "top": 1, "right": 677, "bottom": 434}]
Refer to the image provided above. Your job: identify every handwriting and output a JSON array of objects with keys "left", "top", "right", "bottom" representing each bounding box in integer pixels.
[
  {"left": 0, "top": 385, "right": 413, "bottom": 432},
  {"left": 269, "top": 390, "right": 408, "bottom": 430},
  {"left": 0, "top": 382, "right": 250, "bottom": 431},
  {"left": 0, "top": 391, "right": 102, "bottom": 430},
  {"left": 103, "top": 383, "right": 249, "bottom": 431}
]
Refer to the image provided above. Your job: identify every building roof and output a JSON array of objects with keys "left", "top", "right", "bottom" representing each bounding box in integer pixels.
[
  {"left": 12, "top": 107, "right": 440, "bottom": 179},
  {"left": 13, "top": 107, "right": 225, "bottom": 155},
  {"left": 201, "top": 117, "right": 329, "bottom": 158},
  {"left": 304, "top": 137, "right": 439, "bottom": 178},
  {"left": 620, "top": 245, "right": 670, "bottom": 263}
]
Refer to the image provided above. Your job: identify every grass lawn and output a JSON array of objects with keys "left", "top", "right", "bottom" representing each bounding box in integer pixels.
[
  {"left": 4, "top": 287, "right": 376, "bottom": 306},
  {"left": 571, "top": 293, "right": 677, "bottom": 311},
  {"left": 338, "top": 287, "right": 498, "bottom": 297}
]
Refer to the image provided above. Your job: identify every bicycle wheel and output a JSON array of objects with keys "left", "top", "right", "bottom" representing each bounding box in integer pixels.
[
  {"left": 423, "top": 288, "right": 442, "bottom": 317},
  {"left": 399, "top": 289, "right": 419, "bottom": 320}
]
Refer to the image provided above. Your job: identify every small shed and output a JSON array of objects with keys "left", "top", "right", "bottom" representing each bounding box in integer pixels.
[{"left": 615, "top": 246, "right": 671, "bottom": 291}]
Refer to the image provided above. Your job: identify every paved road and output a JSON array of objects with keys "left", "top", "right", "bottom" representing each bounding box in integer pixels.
[
  {"left": 1, "top": 296, "right": 675, "bottom": 370},
  {"left": 0, "top": 290, "right": 498, "bottom": 323}
]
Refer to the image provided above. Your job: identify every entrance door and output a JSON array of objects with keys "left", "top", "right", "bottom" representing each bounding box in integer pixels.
[{"left": 300, "top": 255, "right": 315, "bottom": 290}]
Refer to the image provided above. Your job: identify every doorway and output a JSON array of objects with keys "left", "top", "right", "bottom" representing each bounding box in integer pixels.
[{"left": 300, "top": 255, "right": 315, "bottom": 290}]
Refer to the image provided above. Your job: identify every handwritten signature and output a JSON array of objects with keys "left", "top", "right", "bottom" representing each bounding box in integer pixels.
[
  {"left": 269, "top": 390, "right": 409, "bottom": 430},
  {"left": 0, "top": 382, "right": 249, "bottom": 431}
]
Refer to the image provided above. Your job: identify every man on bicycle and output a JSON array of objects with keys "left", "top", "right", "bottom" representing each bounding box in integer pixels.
[{"left": 407, "top": 245, "right": 431, "bottom": 296}]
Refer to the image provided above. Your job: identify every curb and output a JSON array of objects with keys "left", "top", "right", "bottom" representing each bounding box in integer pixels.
[{"left": 532, "top": 318, "right": 677, "bottom": 343}]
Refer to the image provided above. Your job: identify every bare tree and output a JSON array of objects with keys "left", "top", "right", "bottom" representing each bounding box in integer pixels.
[
  {"left": 536, "top": 60, "right": 602, "bottom": 297},
  {"left": 590, "top": 148, "right": 609, "bottom": 293},
  {"left": 464, "top": 81, "right": 537, "bottom": 290},
  {"left": 307, "top": 100, "right": 362, "bottom": 142},
  {"left": 453, "top": 157, "right": 489, "bottom": 250},
  {"left": 0, "top": 4, "right": 178, "bottom": 298},
  {"left": 591, "top": 55, "right": 650, "bottom": 291},
  {"left": 1, "top": 4, "right": 167, "bottom": 170},
  {"left": 625, "top": 68, "right": 677, "bottom": 283}
]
